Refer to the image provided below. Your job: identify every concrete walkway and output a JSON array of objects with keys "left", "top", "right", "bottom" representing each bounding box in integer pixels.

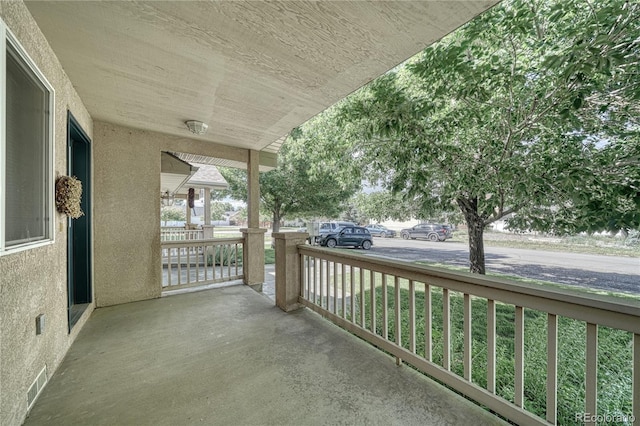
[{"left": 25, "top": 284, "right": 507, "bottom": 426}]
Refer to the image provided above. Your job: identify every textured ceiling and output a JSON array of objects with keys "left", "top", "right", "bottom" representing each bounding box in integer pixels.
[{"left": 26, "top": 1, "right": 499, "bottom": 155}]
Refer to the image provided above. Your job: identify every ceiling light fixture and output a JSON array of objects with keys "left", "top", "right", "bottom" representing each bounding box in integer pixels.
[{"left": 185, "top": 120, "right": 208, "bottom": 135}]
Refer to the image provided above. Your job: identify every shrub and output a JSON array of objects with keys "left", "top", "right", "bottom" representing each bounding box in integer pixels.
[{"left": 207, "top": 245, "right": 242, "bottom": 266}]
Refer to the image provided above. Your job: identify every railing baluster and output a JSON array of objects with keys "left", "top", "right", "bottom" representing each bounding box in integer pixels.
[
  {"left": 194, "top": 244, "right": 199, "bottom": 283},
  {"left": 177, "top": 247, "right": 182, "bottom": 286},
  {"left": 319, "top": 258, "right": 324, "bottom": 308},
  {"left": 167, "top": 248, "right": 172, "bottom": 287},
  {"left": 309, "top": 256, "right": 318, "bottom": 304},
  {"left": 200, "top": 244, "right": 205, "bottom": 282},
  {"left": 299, "top": 253, "right": 305, "bottom": 299},
  {"left": 200, "top": 243, "right": 205, "bottom": 282},
  {"left": 487, "top": 299, "right": 496, "bottom": 394},
  {"left": 227, "top": 243, "right": 232, "bottom": 279},
  {"left": 547, "top": 313, "right": 558, "bottom": 425},
  {"left": 395, "top": 276, "right": 402, "bottom": 365},
  {"left": 327, "top": 262, "right": 336, "bottom": 313},
  {"left": 341, "top": 263, "right": 346, "bottom": 318},
  {"left": 464, "top": 293, "right": 472, "bottom": 381},
  {"left": 186, "top": 244, "right": 191, "bottom": 284},
  {"left": 304, "top": 255, "right": 309, "bottom": 300},
  {"left": 515, "top": 306, "right": 524, "bottom": 407},
  {"left": 350, "top": 266, "right": 356, "bottom": 323},
  {"left": 204, "top": 244, "right": 209, "bottom": 280},
  {"left": 359, "top": 269, "right": 365, "bottom": 327},
  {"left": 201, "top": 244, "right": 206, "bottom": 282},
  {"left": 328, "top": 261, "right": 332, "bottom": 312},
  {"left": 313, "top": 257, "right": 318, "bottom": 305},
  {"left": 333, "top": 262, "right": 338, "bottom": 315},
  {"left": 304, "top": 255, "right": 309, "bottom": 301},
  {"left": 409, "top": 280, "right": 416, "bottom": 354},
  {"left": 307, "top": 256, "right": 311, "bottom": 303},
  {"left": 425, "top": 283, "right": 432, "bottom": 362},
  {"left": 634, "top": 333, "right": 639, "bottom": 424},
  {"left": 443, "top": 288, "right": 450, "bottom": 370},
  {"left": 382, "top": 274, "right": 388, "bottom": 339},
  {"left": 370, "top": 270, "right": 376, "bottom": 335},
  {"left": 585, "top": 322, "right": 598, "bottom": 425},
  {"left": 235, "top": 244, "right": 240, "bottom": 275},
  {"left": 214, "top": 242, "right": 218, "bottom": 279}
]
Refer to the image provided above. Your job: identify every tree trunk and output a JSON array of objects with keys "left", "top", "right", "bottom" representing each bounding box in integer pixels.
[
  {"left": 457, "top": 197, "right": 486, "bottom": 274},
  {"left": 272, "top": 210, "right": 281, "bottom": 233}
]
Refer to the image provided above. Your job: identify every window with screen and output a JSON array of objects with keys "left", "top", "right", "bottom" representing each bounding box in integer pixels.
[{"left": 1, "top": 20, "right": 54, "bottom": 254}]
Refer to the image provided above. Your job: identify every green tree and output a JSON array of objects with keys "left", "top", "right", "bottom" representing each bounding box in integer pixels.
[
  {"left": 210, "top": 201, "right": 233, "bottom": 221},
  {"left": 340, "top": 0, "right": 639, "bottom": 274},
  {"left": 351, "top": 191, "right": 417, "bottom": 223},
  {"left": 160, "top": 206, "right": 186, "bottom": 225},
  {"left": 221, "top": 116, "right": 360, "bottom": 232}
]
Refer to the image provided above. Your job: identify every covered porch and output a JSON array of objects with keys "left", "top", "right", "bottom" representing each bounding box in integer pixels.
[{"left": 24, "top": 284, "right": 504, "bottom": 425}]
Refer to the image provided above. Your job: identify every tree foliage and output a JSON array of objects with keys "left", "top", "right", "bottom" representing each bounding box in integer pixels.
[
  {"left": 221, "top": 112, "right": 360, "bottom": 231},
  {"left": 339, "top": 0, "right": 639, "bottom": 273},
  {"left": 351, "top": 191, "right": 417, "bottom": 223},
  {"left": 160, "top": 206, "right": 186, "bottom": 224},
  {"left": 210, "top": 201, "right": 234, "bottom": 221}
]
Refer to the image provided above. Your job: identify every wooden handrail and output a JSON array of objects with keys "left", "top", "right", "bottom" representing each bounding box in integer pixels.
[{"left": 297, "top": 245, "right": 640, "bottom": 333}]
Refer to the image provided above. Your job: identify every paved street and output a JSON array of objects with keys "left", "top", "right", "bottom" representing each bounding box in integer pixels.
[{"left": 360, "top": 237, "right": 640, "bottom": 295}]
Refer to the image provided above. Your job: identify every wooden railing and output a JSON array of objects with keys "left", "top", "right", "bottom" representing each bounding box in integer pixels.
[
  {"left": 295, "top": 245, "right": 639, "bottom": 426},
  {"left": 161, "top": 238, "right": 243, "bottom": 290},
  {"left": 160, "top": 227, "right": 204, "bottom": 241}
]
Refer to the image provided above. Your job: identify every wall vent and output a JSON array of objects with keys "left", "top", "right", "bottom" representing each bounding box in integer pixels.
[{"left": 27, "top": 366, "right": 48, "bottom": 410}]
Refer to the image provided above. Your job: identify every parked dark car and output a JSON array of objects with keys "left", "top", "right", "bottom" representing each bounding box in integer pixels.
[
  {"left": 319, "top": 226, "right": 373, "bottom": 250},
  {"left": 365, "top": 224, "right": 396, "bottom": 238},
  {"left": 298, "top": 221, "right": 356, "bottom": 243},
  {"left": 400, "top": 223, "right": 452, "bottom": 241}
]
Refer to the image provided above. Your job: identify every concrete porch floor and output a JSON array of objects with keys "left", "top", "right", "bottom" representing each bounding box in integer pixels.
[{"left": 25, "top": 284, "right": 507, "bottom": 426}]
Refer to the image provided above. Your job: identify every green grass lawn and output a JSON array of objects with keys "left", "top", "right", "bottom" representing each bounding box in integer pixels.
[
  {"left": 452, "top": 230, "right": 640, "bottom": 258},
  {"left": 265, "top": 246, "right": 275, "bottom": 264}
]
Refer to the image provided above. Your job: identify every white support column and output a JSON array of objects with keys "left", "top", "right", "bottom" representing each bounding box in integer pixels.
[
  {"left": 204, "top": 188, "right": 211, "bottom": 226},
  {"left": 242, "top": 149, "right": 266, "bottom": 291},
  {"left": 247, "top": 149, "right": 260, "bottom": 228}
]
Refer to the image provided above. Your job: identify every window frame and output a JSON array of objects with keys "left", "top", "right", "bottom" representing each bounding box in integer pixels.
[{"left": 0, "top": 19, "right": 55, "bottom": 255}]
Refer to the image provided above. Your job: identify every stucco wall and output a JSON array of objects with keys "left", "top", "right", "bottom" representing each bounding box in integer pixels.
[
  {"left": 93, "top": 122, "right": 250, "bottom": 307},
  {"left": 0, "top": 3, "right": 93, "bottom": 426}
]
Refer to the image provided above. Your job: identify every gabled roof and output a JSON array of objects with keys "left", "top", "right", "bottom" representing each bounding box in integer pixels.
[
  {"left": 185, "top": 163, "right": 228, "bottom": 191},
  {"left": 161, "top": 152, "right": 228, "bottom": 195}
]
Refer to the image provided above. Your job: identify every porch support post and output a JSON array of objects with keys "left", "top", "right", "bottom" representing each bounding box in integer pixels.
[
  {"left": 273, "top": 232, "right": 308, "bottom": 312},
  {"left": 242, "top": 149, "right": 266, "bottom": 291},
  {"left": 247, "top": 149, "right": 260, "bottom": 228},
  {"left": 241, "top": 228, "right": 267, "bottom": 291},
  {"left": 203, "top": 188, "right": 211, "bottom": 225},
  {"left": 202, "top": 225, "right": 214, "bottom": 239},
  {"left": 185, "top": 201, "right": 192, "bottom": 226}
]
